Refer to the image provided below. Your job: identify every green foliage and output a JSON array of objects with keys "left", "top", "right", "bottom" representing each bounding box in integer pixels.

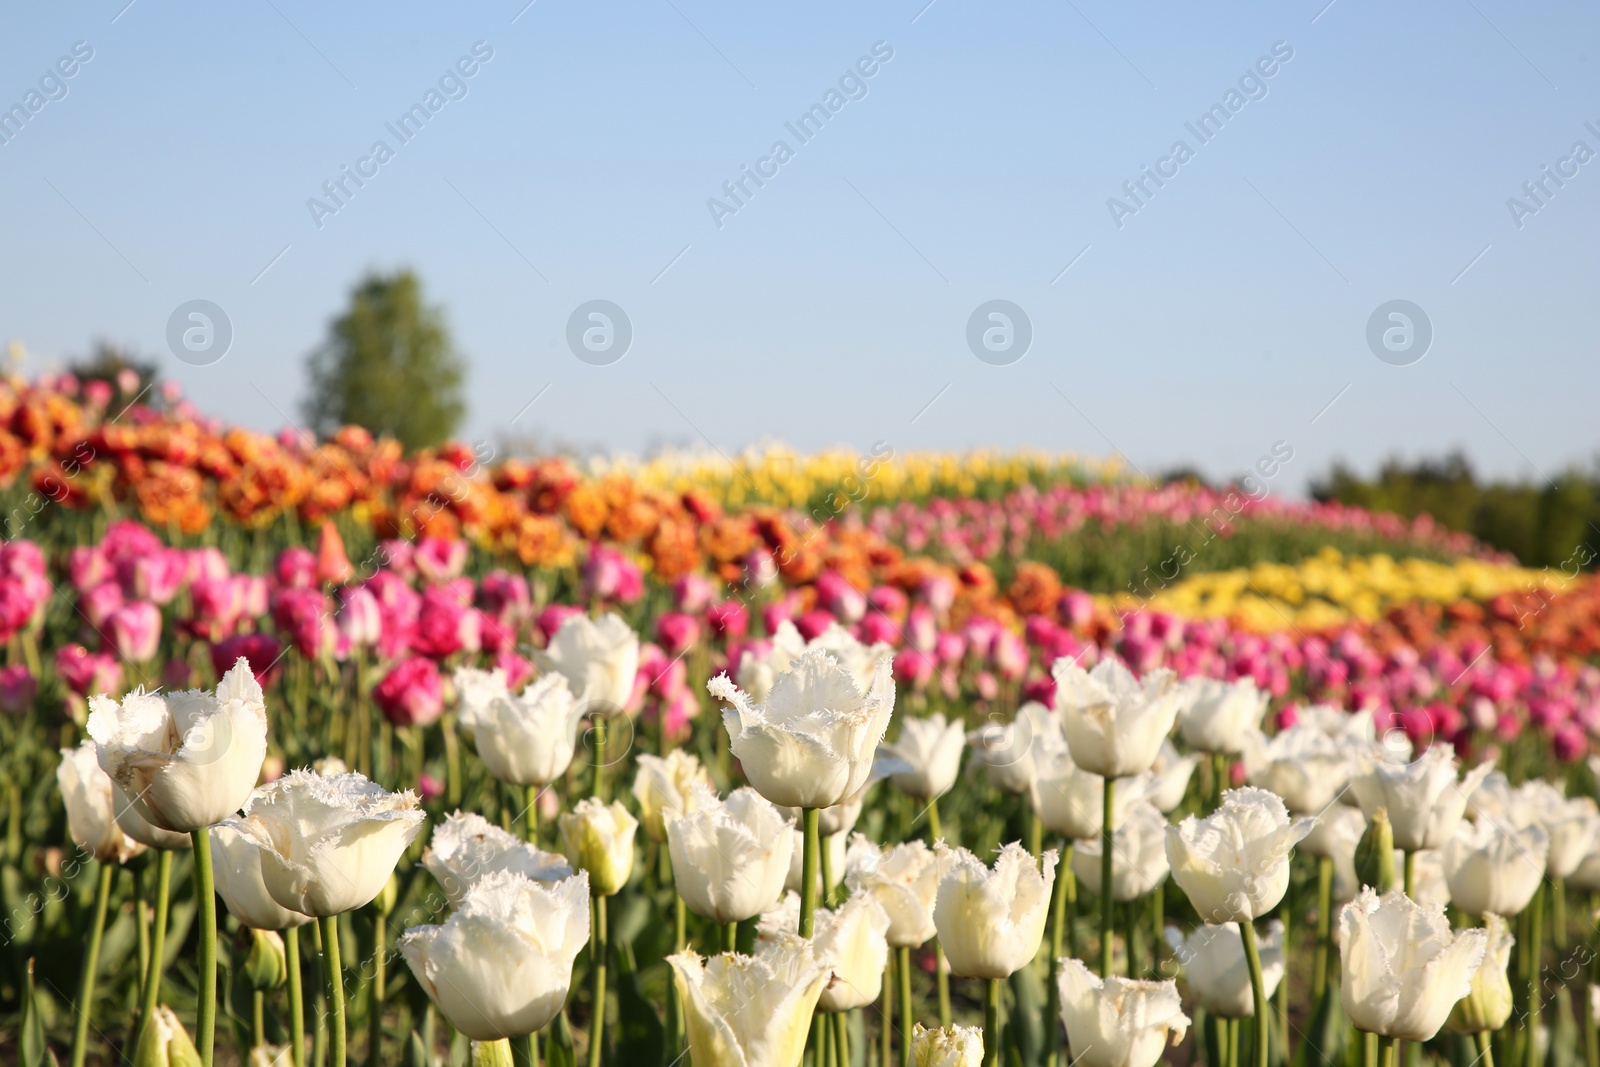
[
  {"left": 1311, "top": 453, "right": 1600, "bottom": 569},
  {"left": 303, "top": 269, "right": 466, "bottom": 449}
]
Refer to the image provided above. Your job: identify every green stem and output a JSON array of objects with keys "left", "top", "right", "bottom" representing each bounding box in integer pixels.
[
  {"left": 667, "top": 892, "right": 685, "bottom": 1057},
  {"left": 369, "top": 907, "right": 386, "bottom": 1066},
  {"left": 1046, "top": 843, "right": 1071, "bottom": 1067},
  {"left": 1101, "top": 776, "right": 1116, "bottom": 978},
  {"left": 69, "top": 862, "right": 114, "bottom": 1067},
  {"left": 527, "top": 785, "right": 541, "bottom": 844},
  {"left": 821, "top": 831, "right": 837, "bottom": 908},
  {"left": 1364, "top": 1032, "right": 1378, "bottom": 1067},
  {"left": 1478, "top": 1031, "right": 1496, "bottom": 1067},
  {"left": 1313, "top": 857, "right": 1332, "bottom": 1002},
  {"left": 1526, "top": 881, "right": 1545, "bottom": 1067},
  {"left": 137, "top": 849, "right": 172, "bottom": 1046},
  {"left": 1278, "top": 874, "right": 1291, "bottom": 1057},
  {"left": 134, "top": 862, "right": 150, "bottom": 1003},
  {"left": 588, "top": 894, "right": 608, "bottom": 1067},
  {"left": 513, "top": 1034, "right": 540, "bottom": 1067},
  {"left": 1228, "top": 1018, "right": 1240, "bottom": 1067},
  {"left": 253, "top": 989, "right": 265, "bottom": 1051},
  {"left": 722, "top": 921, "right": 739, "bottom": 954},
  {"left": 1241, "top": 919, "right": 1269, "bottom": 1067},
  {"left": 983, "top": 978, "right": 1002, "bottom": 1067},
  {"left": 833, "top": 1010, "right": 849, "bottom": 1067},
  {"left": 927, "top": 795, "right": 943, "bottom": 843},
  {"left": 193, "top": 828, "right": 218, "bottom": 1067},
  {"left": 287, "top": 924, "right": 306, "bottom": 1067},
  {"left": 592, "top": 720, "right": 608, "bottom": 800},
  {"left": 881, "top": 948, "right": 894, "bottom": 1067},
  {"left": 936, "top": 939, "right": 951, "bottom": 1028},
  {"left": 1124, "top": 900, "right": 1138, "bottom": 978},
  {"left": 322, "top": 913, "right": 346, "bottom": 1067},
  {"left": 899, "top": 945, "right": 913, "bottom": 1067},
  {"left": 1403, "top": 850, "right": 1416, "bottom": 899},
  {"left": 1381, "top": 1035, "right": 1397, "bottom": 1067},
  {"left": 800, "top": 809, "right": 820, "bottom": 938}
]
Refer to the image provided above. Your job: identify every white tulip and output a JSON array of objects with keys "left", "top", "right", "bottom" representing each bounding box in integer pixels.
[
  {"left": 401, "top": 868, "right": 590, "bottom": 1040},
  {"left": 107, "top": 779, "right": 191, "bottom": 851},
  {"left": 846, "top": 835, "right": 940, "bottom": 948},
  {"left": 1056, "top": 957, "right": 1191, "bottom": 1067},
  {"left": 669, "top": 934, "right": 830, "bottom": 1067},
  {"left": 1033, "top": 745, "right": 1156, "bottom": 841},
  {"left": 907, "top": 1024, "right": 982, "bottom": 1067},
  {"left": 807, "top": 622, "right": 896, "bottom": 693},
  {"left": 1241, "top": 725, "right": 1353, "bottom": 815},
  {"left": 708, "top": 647, "right": 895, "bottom": 810},
  {"left": 734, "top": 623, "right": 803, "bottom": 704},
  {"left": 785, "top": 828, "right": 846, "bottom": 897},
  {"left": 474, "top": 674, "right": 585, "bottom": 787},
  {"left": 1442, "top": 818, "right": 1547, "bottom": 918},
  {"left": 1072, "top": 802, "right": 1171, "bottom": 901},
  {"left": 632, "top": 750, "right": 713, "bottom": 843},
  {"left": 1299, "top": 806, "right": 1365, "bottom": 903},
  {"left": 534, "top": 612, "right": 640, "bottom": 716},
  {"left": 758, "top": 891, "right": 891, "bottom": 1012},
  {"left": 1177, "top": 677, "right": 1269, "bottom": 755},
  {"left": 559, "top": 797, "right": 637, "bottom": 896},
  {"left": 88, "top": 658, "right": 269, "bottom": 833},
  {"left": 1051, "top": 657, "right": 1182, "bottom": 779},
  {"left": 209, "top": 823, "right": 313, "bottom": 930},
  {"left": 1164, "top": 920, "right": 1285, "bottom": 1018},
  {"left": 1446, "top": 914, "right": 1516, "bottom": 1034},
  {"left": 1339, "top": 887, "right": 1487, "bottom": 1041},
  {"left": 1568, "top": 847, "right": 1600, "bottom": 893},
  {"left": 453, "top": 666, "right": 509, "bottom": 739},
  {"left": 1400, "top": 848, "right": 1451, "bottom": 908},
  {"left": 227, "top": 770, "right": 424, "bottom": 916},
  {"left": 1517, "top": 780, "right": 1600, "bottom": 878},
  {"left": 422, "top": 811, "right": 572, "bottom": 908},
  {"left": 881, "top": 713, "right": 965, "bottom": 800},
  {"left": 1167, "top": 787, "right": 1313, "bottom": 924},
  {"left": 56, "top": 741, "right": 144, "bottom": 863},
  {"left": 966, "top": 702, "right": 1060, "bottom": 798},
  {"left": 1351, "top": 747, "right": 1492, "bottom": 853},
  {"left": 933, "top": 842, "right": 1055, "bottom": 979},
  {"left": 668, "top": 785, "right": 793, "bottom": 924},
  {"left": 1147, "top": 740, "right": 1198, "bottom": 813}
]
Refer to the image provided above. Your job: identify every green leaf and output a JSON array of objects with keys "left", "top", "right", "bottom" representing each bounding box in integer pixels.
[
  {"left": 545, "top": 1012, "right": 578, "bottom": 1067},
  {"left": 22, "top": 958, "right": 47, "bottom": 1067},
  {"left": 1007, "top": 964, "right": 1045, "bottom": 1067},
  {"left": 613, "top": 942, "right": 663, "bottom": 1067}
]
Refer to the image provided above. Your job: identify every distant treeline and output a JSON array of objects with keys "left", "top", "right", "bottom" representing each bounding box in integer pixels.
[{"left": 1308, "top": 453, "right": 1600, "bottom": 569}]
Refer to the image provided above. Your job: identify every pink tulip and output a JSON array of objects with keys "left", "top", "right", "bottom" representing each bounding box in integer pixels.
[
  {"left": 337, "top": 586, "right": 382, "bottom": 648},
  {"left": 211, "top": 633, "right": 283, "bottom": 688},
  {"left": 162, "top": 660, "right": 192, "bottom": 690},
  {"left": 273, "top": 588, "right": 335, "bottom": 660},
  {"left": 418, "top": 774, "right": 446, "bottom": 802},
  {"left": 992, "top": 631, "right": 1028, "bottom": 681},
  {"left": 935, "top": 631, "right": 967, "bottom": 667},
  {"left": 1553, "top": 722, "right": 1587, "bottom": 763},
  {"left": 412, "top": 585, "right": 474, "bottom": 659},
  {"left": 374, "top": 656, "right": 444, "bottom": 726},
  {"left": 68, "top": 546, "right": 110, "bottom": 591},
  {"left": 415, "top": 537, "right": 469, "bottom": 584},
  {"left": 0, "top": 665, "right": 36, "bottom": 715},
  {"left": 379, "top": 539, "right": 417, "bottom": 579},
  {"left": 867, "top": 585, "right": 908, "bottom": 620},
  {"left": 186, "top": 546, "right": 231, "bottom": 585},
  {"left": 975, "top": 670, "right": 999, "bottom": 701},
  {"left": 479, "top": 570, "right": 532, "bottom": 628},
  {"left": 100, "top": 520, "right": 162, "bottom": 567},
  {"left": 672, "top": 574, "right": 715, "bottom": 615},
  {"left": 655, "top": 611, "right": 700, "bottom": 656},
  {"left": 81, "top": 581, "right": 124, "bottom": 632},
  {"left": 582, "top": 546, "right": 627, "bottom": 602},
  {"left": 536, "top": 603, "right": 586, "bottom": 645},
  {"left": 495, "top": 649, "right": 535, "bottom": 692},
  {"left": 906, "top": 606, "right": 937, "bottom": 653},
  {"left": 857, "top": 612, "right": 900, "bottom": 647},
  {"left": 274, "top": 546, "right": 317, "bottom": 590},
  {"left": 119, "top": 548, "right": 187, "bottom": 605},
  {"left": 892, "top": 648, "right": 936, "bottom": 692},
  {"left": 56, "top": 644, "right": 123, "bottom": 696},
  {"left": 761, "top": 598, "right": 795, "bottom": 635},
  {"left": 794, "top": 610, "right": 836, "bottom": 643},
  {"left": 705, "top": 600, "right": 749, "bottom": 639},
  {"left": 816, "top": 572, "right": 866, "bottom": 624},
  {"left": 108, "top": 601, "right": 161, "bottom": 663}
]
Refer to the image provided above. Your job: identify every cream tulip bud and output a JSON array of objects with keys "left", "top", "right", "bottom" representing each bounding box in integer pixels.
[
  {"left": 708, "top": 648, "right": 895, "bottom": 810},
  {"left": 967, "top": 703, "right": 1058, "bottom": 798},
  {"left": 228, "top": 770, "right": 425, "bottom": 917},
  {"left": 1351, "top": 747, "right": 1493, "bottom": 853},
  {"left": 473, "top": 674, "right": 586, "bottom": 787},
  {"left": 1072, "top": 802, "right": 1171, "bottom": 901},
  {"left": 1339, "top": 887, "right": 1487, "bottom": 1040},
  {"left": 533, "top": 612, "right": 640, "bottom": 717},
  {"left": 881, "top": 713, "right": 965, "bottom": 800},
  {"left": 1148, "top": 741, "right": 1199, "bottom": 814},
  {"left": 209, "top": 823, "right": 313, "bottom": 930},
  {"left": 1166, "top": 787, "right": 1312, "bottom": 924},
  {"left": 1177, "top": 677, "right": 1269, "bottom": 755},
  {"left": 757, "top": 892, "right": 891, "bottom": 1012},
  {"left": 1443, "top": 819, "right": 1547, "bottom": 918},
  {"left": 452, "top": 666, "right": 509, "bottom": 740},
  {"left": 239, "top": 927, "right": 288, "bottom": 991},
  {"left": 57, "top": 741, "right": 144, "bottom": 863},
  {"left": 422, "top": 811, "right": 573, "bottom": 908},
  {"left": 1241, "top": 725, "right": 1353, "bottom": 815},
  {"left": 846, "top": 835, "right": 940, "bottom": 948},
  {"left": 668, "top": 785, "right": 793, "bottom": 924},
  {"left": 559, "top": 797, "right": 637, "bottom": 896},
  {"left": 1354, "top": 808, "right": 1397, "bottom": 894},
  {"left": 669, "top": 935, "right": 829, "bottom": 1067},
  {"left": 247, "top": 1045, "right": 291, "bottom": 1067},
  {"left": 633, "top": 750, "right": 713, "bottom": 843},
  {"left": 135, "top": 1005, "right": 202, "bottom": 1067},
  {"left": 88, "top": 659, "right": 270, "bottom": 832},
  {"left": 1051, "top": 657, "right": 1182, "bottom": 779},
  {"left": 1033, "top": 745, "right": 1155, "bottom": 841},
  {"left": 401, "top": 868, "right": 591, "bottom": 1040},
  {"left": 1056, "top": 958, "right": 1191, "bottom": 1067},
  {"left": 1164, "top": 921, "right": 1285, "bottom": 1018},
  {"left": 1446, "top": 914, "right": 1516, "bottom": 1034},
  {"left": 933, "top": 842, "right": 1055, "bottom": 979},
  {"left": 1521, "top": 781, "right": 1600, "bottom": 878},
  {"left": 907, "top": 1023, "right": 983, "bottom": 1067}
]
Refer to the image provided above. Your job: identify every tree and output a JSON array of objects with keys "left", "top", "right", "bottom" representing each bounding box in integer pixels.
[{"left": 303, "top": 269, "right": 466, "bottom": 448}]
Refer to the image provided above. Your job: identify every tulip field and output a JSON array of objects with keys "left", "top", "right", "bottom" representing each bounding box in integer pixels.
[{"left": 6, "top": 374, "right": 1600, "bottom": 1067}]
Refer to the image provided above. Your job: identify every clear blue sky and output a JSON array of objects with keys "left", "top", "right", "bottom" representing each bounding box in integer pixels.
[{"left": 2, "top": 0, "right": 1595, "bottom": 495}]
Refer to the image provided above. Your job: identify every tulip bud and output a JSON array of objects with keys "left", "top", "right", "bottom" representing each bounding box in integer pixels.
[
  {"left": 559, "top": 798, "right": 638, "bottom": 896},
  {"left": 1446, "top": 914, "right": 1515, "bottom": 1034},
  {"left": 470, "top": 1040, "right": 514, "bottom": 1067},
  {"left": 1355, "top": 808, "right": 1396, "bottom": 893},
  {"left": 248, "top": 1045, "right": 292, "bottom": 1067},
  {"left": 135, "top": 1005, "right": 203, "bottom": 1067},
  {"left": 238, "top": 927, "right": 288, "bottom": 991}
]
